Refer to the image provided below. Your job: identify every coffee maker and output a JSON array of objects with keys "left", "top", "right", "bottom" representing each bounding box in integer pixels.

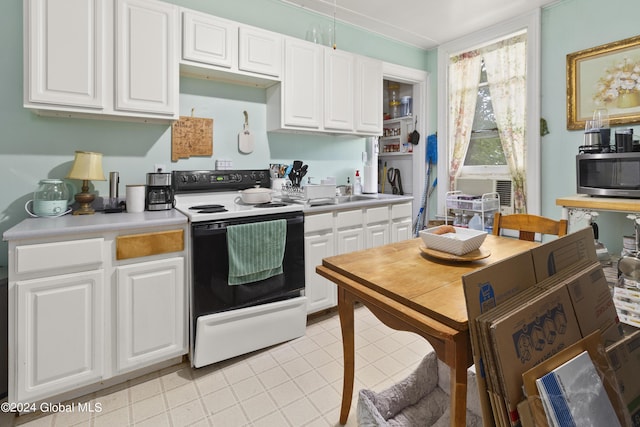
[{"left": 146, "top": 173, "right": 173, "bottom": 210}]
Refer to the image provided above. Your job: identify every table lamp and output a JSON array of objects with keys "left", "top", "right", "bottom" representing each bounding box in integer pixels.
[{"left": 66, "top": 151, "right": 106, "bottom": 215}]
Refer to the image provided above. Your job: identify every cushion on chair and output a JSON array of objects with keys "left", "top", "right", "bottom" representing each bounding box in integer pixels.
[{"left": 357, "top": 352, "right": 483, "bottom": 426}]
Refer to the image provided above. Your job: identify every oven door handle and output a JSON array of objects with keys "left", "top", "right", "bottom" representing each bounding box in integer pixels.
[{"left": 192, "top": 214, "right": 303, "bottom": 236}]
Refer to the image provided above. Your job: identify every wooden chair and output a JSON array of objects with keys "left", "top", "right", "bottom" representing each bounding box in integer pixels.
[{"left": 492, "top": 213, "right": 568, "bottom": 241}]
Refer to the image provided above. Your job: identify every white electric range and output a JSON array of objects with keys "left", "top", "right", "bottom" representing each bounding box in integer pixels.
[{"left": 172, "top": 170, "right": 307, "bottom": 368}]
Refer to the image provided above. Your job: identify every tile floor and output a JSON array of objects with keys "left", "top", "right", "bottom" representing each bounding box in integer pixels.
[{"left": 2, "top": 305, "right": 434, "bottom": 427}]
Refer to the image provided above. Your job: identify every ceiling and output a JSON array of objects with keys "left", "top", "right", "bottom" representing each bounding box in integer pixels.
[{"left": 280, "top": 0, "right": 559, "bottom": 50}]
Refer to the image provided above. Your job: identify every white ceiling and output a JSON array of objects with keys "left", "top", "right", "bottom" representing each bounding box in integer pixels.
[{"left": 280, "top": 0, "right": 558, "bottom": 50}]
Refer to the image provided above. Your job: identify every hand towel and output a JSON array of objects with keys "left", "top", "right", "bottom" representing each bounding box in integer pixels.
[{"left": 227, "top": 219, "right": 287, "bottom": 285}]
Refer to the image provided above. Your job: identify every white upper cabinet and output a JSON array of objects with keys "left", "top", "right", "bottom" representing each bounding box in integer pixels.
[
  {"left": 355, "top": 55, "right": 383, "bottom": 134},
  {"left": 324, "top": 49, "right": 354, "bottom": 131},
  {"left": 273, "top": 37, "right": 323, "bottom": 129},
  {"left": 24, "top": 0, "right": 104, "bottom": 109},
  {"left": 181, "top": 10, "right": 236, "bottom": 68},
  {"left": 238, "top": 26, "right": 282, "bottom": 78},
  {"left": 180, "top": 8, "right": 282, "bottom": 85},
  {"left": 24, "top": 0, "right": 179, "bottom": 122},
  {"left": 115, "top": 0, "right": 178, "bottom": 116},
  {"left": 267, "top": 36, "right": 383, "bottom": 136}
]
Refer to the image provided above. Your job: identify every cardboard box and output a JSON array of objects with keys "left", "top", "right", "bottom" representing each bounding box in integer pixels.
[
  {"left": 607, "top": 329, "right": 640, "bottom": 426},
  {"left": 462, "top": 251, "right": 537, "bottom": 426},
  {"left": 489, "top": 285, "right": 583, "bottom": 422},
  {"left": 562, "top": 262, "right": 619, "bottom": 336},
  {"left": 530, "top": 226, "right": 596, "bottom": 281},
  {"left": 462, "top": 227, "right": 610, "bottom": 426}
]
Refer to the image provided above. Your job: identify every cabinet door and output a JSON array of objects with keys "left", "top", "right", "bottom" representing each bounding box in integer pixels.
[
  {"left": 355, "top": 55, "right": 383, "bottom": 134},
  {"left": 336, "top": 228, "right": 364, "bottom": 255},
  {"left": 25, "top": 0, "right": 104, "bottom": 109},
  {"left": 182, "top": 10, "right": 236, "bottom": 68},
  {"left": 115, "top": 257, "right": 186, "bottom": 373},
  {"left": 283, "top": 38, "right": 322, "bottom": 129},
  {"left": 115, "top": 0, "right": 178, "bottom": 115},
  {"left": 324, "top": 49, "right": 354, "bottom": 131},
  {"left": 366, "top": 223, "right": 389, "bottom": 249},
  {"left": 304, "top": 231, "right": 336, "bottom": 313},
  {"left": 238, "top": 26, "right": 282, "bottom": 77},
  {"left": 391, "top": 218, "right": 412, "bottom": 243},
  {"left": 16, "top": 270, "right": 104, "bottom": 402}
]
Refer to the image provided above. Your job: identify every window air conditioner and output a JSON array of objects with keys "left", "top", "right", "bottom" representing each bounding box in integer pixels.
[{"left": 455, "top": 177, "right": 514, "bottom": 214}]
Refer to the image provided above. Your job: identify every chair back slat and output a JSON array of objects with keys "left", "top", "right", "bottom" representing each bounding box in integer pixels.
[{"left": 492, "top": 213, "right": 568, "bottom": 241}]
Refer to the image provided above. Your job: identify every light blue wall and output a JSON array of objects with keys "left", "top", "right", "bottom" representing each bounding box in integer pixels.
[
  {"left": 540, "top": 0, "right": 640, "bottom": 254},
  {"left": 3, "top": 0, "right": 637, "bottom": 265},
  {"left": 0, "top": 0, "right": 430, "bottom": 266}
]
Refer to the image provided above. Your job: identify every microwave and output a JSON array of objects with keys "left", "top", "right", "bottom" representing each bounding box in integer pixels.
[{"left": 576, "top": 152, "right": 640, "bottom": 198}]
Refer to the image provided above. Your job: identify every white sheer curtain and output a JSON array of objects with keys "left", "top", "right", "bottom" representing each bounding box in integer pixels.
[
  {"left": 448, "top": 53, "right": 482, "bottom": 190},
  {"left": 483, "top": 34, "right": 528, "bottom": 212}
]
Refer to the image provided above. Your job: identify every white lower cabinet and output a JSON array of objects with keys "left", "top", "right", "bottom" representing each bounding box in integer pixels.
[
  {"left": 304, "top": 202, "right": 412, "bottom": 314},
  {"left": 7, "top": 223, "right": 188, "bottom": 406},
  {"left": 15, "top": 270, "right": 104, "bottom": 403},
  {"left": 115, "top": 257, "right": 185, "bottom": 373},
  {"left": 304, "top": 213, "right": 336, "bottom": 314},
  {"left": 336, "top": 209, "right": 364, "bottom": 255},
  {"left": 365, "top": 206, "right": 390, "bottom": 249},
  {"left": 391, "top": 202, "right": 413, "bottom": 242}
]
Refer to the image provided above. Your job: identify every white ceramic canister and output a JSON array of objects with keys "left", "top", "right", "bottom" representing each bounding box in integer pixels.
[{"left": 126, "top": 185, "right": 146, "bottom": 213}]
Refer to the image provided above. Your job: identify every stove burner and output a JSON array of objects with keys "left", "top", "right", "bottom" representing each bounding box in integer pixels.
[
  {"left": 189, "top": 204, "right": 225, "bottom": 210},
  {"left": 197, "top": 207, "right": 228, "bottom": 213},
  {"left": 254, "top": 202, "right": 289, "bottom": 208}
]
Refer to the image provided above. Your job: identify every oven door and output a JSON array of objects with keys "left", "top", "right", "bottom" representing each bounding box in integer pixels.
[{"left": 191, "top": 211, "right": 305, "bottom": 320}]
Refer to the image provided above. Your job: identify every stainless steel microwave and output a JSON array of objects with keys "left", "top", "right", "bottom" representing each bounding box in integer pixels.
[{"left": 576, "top": 152, "right": 640, "bottom": 198}]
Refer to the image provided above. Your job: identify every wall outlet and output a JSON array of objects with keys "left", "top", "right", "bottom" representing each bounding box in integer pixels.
[{"left": 154, "top": 164, "right": 166, "bottom": 173}]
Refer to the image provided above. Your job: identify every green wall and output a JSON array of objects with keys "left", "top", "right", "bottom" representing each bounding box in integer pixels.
[
  {"left": 540, "top": 0, "right": 640, "bottom": 253},
  {"left": 0, "top": 0, "right": 430, "bottom": 266},
  {"left": 2, "top": 0, "right": 638, "bottom": 265}
]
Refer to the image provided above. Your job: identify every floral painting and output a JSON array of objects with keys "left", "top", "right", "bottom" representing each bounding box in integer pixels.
[{"left": 567, "top": 34, "right": 640, "bottom": 130}]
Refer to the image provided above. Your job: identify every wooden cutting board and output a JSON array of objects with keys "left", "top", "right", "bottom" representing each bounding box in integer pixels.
[{"left": 171, "top": 115, "right": 213, "bottom": 161}]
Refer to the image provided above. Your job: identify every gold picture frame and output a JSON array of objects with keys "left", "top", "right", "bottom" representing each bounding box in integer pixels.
[{"left": 567, "top": 34, "right": 640, "bottom": 130}]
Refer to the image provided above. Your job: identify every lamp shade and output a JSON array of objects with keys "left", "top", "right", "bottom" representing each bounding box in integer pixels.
[{"left": 66, "top": 151, "right": 106, "bottom": 181}]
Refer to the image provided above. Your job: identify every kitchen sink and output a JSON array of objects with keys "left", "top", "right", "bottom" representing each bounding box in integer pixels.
[{"left": 334, "top": 194, "right": 377, "bottom": 204}]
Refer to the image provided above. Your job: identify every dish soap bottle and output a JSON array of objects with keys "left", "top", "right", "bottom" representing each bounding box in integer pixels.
[{"left": 354, "top": 170, "right": 362, "bottom": 195}]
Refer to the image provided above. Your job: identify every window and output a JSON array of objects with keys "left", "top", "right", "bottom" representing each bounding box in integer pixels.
[
  {"left": 464, "top": 60, "right": 506, "bottom": 167},
  {"left": 437, "top": 10, "right": 541, "bottom": 214}
]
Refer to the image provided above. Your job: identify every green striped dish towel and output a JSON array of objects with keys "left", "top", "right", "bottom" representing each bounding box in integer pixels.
[{"left": 227, "top": 219, "right": 287, "bottom": 285}]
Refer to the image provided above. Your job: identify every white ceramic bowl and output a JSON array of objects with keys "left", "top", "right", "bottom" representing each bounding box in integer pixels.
[{"left": 419, "top": 226, "right": 487, "bottom": 256}]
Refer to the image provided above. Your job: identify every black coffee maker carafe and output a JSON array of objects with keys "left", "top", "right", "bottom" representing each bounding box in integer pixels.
[{"left": 146, "top": 173, "right": 173, "bottom": 210}]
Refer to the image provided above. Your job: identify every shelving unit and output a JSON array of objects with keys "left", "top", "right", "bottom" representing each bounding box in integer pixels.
[
  {"left": 445, "top": 191, "right": 500, "bottom": 231},
  {"left": 379, "top": 117, "right": 414, "bottom": 157}
]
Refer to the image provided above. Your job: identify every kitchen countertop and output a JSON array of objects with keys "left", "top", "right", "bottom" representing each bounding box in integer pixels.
[
  {"left": 300, "top": 193, "right": 414, "bottom": 214},
  {"left": 3, "top": 209, "right": 187, "bottom": 241}
]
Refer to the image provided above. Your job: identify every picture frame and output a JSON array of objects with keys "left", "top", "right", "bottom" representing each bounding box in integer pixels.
[{"left": 567, "top": 34, "right": 640, "bottom": 130}]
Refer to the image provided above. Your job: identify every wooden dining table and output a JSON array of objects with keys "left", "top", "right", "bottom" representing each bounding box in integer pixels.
[{"left": 316, "top": 234, "right": 538, "bottom": 426}]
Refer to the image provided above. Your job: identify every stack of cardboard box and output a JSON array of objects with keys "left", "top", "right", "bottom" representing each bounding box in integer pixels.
[{"left": 463, "top": 227, "right": 633, "bottom": 426}]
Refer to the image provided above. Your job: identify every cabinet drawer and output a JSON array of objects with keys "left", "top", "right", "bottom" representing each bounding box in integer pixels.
[
  {"left": 116, "top": 229, "right": 184, "bottom": 260},
  {"left": 15, "top": 238, "right": 104, "bottom": 274},
  {"left": 336, "top": 209, "right": 363, "bottom": 229},
  {"left": 391, "top": 202, "right": 412, "bottom": 220},
  {"left": 366, "top": 206, "right": 389, "bottom": 223},
  {"left": 304, "top": 213, "right": 333, "bottom": 233}
]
